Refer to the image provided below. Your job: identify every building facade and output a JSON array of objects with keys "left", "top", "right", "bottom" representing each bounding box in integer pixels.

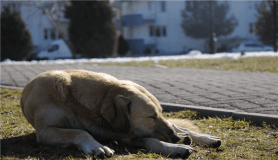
[
  {"left": 2, "top": 1, "right": 262, "bottom": 56},
  {"left": 1, "top": 1, "right": 69, "bottom": 51},
  {"left": 113, "top": 0, "right": 261, "bottom": 55}
]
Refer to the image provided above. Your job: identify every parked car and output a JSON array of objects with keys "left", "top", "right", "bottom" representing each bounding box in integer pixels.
[
  {"left": 37, "top": 39, "right": 72, "bottom": 60},
  {"left": 27, "top": 45, "right": 41, "bottom": 61},
  {"left": 232, "top": 41, "right": 273, "bottom": 53},
  {"left": 74, "top": 54, "right": 87, "bottom": 59}
]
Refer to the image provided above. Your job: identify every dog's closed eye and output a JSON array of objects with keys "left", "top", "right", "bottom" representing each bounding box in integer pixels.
[{"left": 149, "top": 113, "right": 157, "bottom": 119}]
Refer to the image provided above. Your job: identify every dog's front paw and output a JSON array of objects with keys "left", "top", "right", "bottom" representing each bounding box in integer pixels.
[
  {"left": 208, "top": 136, "right": 221, "bottom": 148},
  {"left": 168, "top": 144, "right": 193, "bottom": 159},
  {"left": 77, "top": 142, "right": 115, "bottom": 158},
  {"left": 144, "top": 138, "right": 193, "bottom": 159},
  {"left": 193, "top": 134, "right": 221, "bottom": 148},
  {"left": 93, "top": 146, "right": 115, "bottom": 158}
]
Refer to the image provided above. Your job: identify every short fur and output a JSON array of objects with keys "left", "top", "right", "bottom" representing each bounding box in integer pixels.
[
  {"left": 168, "top": 119, "right": 201, "bottom": 133},
  {"left": 21, "top": 69, "right": 221, "bottom": 159}
]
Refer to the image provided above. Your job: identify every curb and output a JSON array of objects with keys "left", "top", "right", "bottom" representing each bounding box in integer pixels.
[
  {"left": 1, "top": 85, "right": 277, "bottom": 125},
  {"left": 160, "top": 102, "right": 278, "bottom": 125},
  {"left": 0, "top": 85, "right": 24, "bottom": 90}
]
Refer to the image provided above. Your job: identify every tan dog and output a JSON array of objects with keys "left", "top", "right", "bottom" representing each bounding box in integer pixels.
[{"left": 21, "top": 69, "right": 221, "bottom": 159}]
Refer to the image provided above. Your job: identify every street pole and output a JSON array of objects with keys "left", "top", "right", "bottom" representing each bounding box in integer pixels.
[
  {"left": 274, "top": 0, "right": 277, "bottom": 52},
  {"left": 209, "top": 1, "right": 217, "bottom": 54}
]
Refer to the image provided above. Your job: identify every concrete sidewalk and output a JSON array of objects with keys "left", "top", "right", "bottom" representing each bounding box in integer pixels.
[{"left": 1, "top": 64, "right": 278, "bottom": 116}]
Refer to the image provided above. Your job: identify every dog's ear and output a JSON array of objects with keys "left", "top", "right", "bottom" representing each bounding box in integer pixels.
[{"left": 100, "top": 95, "right": 130, "bottom": 133}]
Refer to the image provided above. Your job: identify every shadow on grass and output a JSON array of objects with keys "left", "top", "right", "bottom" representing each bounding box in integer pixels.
[
  {"left": 1, "top": 133, "right": 147, "bottom": 159},
  {"left": 1, "top": 133, "right": 87, "bottom": 159}
]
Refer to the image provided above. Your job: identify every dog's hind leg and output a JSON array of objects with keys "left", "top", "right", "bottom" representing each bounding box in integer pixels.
[
  {"left": 121, "top": 138, "right": 193, "bottom": 159},
  {"left": 34, "top": 107, "right": 115, "bottom": 158},
  {"left": 37, "top": 127, "right": 114, "bottom": 157}
]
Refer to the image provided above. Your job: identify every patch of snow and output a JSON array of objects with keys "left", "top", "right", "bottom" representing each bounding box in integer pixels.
[
  {"left": 1, "top": 51, "right": 277, "bottom": 65},
  {"left": 187, "top": 50, "right": 202, "bottom": 56}
]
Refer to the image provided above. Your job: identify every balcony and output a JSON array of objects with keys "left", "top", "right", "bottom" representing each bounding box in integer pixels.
[
  {"left": 122, "top": 13, "right": 155, "bottom": 26},
  {"left": 122, "top": 0, "right": 146, "bottom": 2},
  {"left": 144, "top": 38, "right": 156, "bottom": 47},
  {"left": 143, "top": 13, "right": 155, "bottom": 22},
  {"left": 122, "top": 14, "right": 143, "bottom": 26},
  {"left": 127, "top": 39, "right": 144, "bottom": 54},
  {"left": 127, "top": 38, "right": 156, "bottom": 55}
]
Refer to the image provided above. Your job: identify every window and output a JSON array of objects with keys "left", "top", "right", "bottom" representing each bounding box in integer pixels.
[
  {"left": 245, "top": 43, "right": 262, "bottom": 47},
  {"left": 255, "top": 2, "right": 259, "bottom": 9},
  {"left": 149, "top": 25, "right": 154, "bottom": 36},
  {"left": 48, "top": 45, "right": 59, "bottom": 52},
  {"left": 150, "top": 26, "right": 167, "bottom": 37},
  {"left": 163, "top": 26, "right": 167, "bottom": 36},
  {"left": 249, "top": 23, "right": 253, "bottom": 33},
  {"left": 161, "top": 1, "right": 166, "bottom": 12},
  {"left": 44, "top": 29, "right": 48, "bottom": 39},
  {"left": 58, "top": 32, "right": 62, "bottom": 39},
  {"left": 12, "top": 3, "right": 16, "bottom": 9},
  {"left": 186, "top": 1, "right": 193, "bottom": 11},
  {"left": 9, "top": 3, "right": 20, "bottom": 12},
  {"left": 50, "top": 29, "right": 56, "bottom": 40},
  {"left": 156, "top": 26, "right": 160, "bottom": 37},
  {"left": 148, "top": 1, "right": 152, "bottom": 11}
]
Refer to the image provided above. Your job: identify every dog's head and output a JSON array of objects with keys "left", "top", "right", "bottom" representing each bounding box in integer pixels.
[{"left": 100, "top": 81, "right": 180, "bottom": 143}]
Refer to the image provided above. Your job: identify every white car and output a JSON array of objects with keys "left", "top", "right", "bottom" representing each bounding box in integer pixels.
[
  {"left": 232, "top": 41, "right": 273, "bottom": 53},
  {"left": 37, "top": 40, "right": 72, "bottom": 60}
]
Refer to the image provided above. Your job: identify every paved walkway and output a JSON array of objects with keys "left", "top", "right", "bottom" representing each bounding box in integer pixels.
[{"left": 1, "top": 64, "right": 278, "bottom": 115}]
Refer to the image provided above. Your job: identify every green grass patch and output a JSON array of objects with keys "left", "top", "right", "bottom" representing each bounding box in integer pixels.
[
  {"left": 84, "top": 57, "right": 278, "bottom": 73},
  {"left": 159, "top": 56, "right": 278, "bottom": 73},
  {"left": 1, "top": 88, "right": 35, "bottom": 139},
  {"left": 84, "top": 60, "right": 155, "bottom": 67},
  {"left": 1, "top": 88, "right": 278, "bottom": 159},
  {"left": 163, "top": 110, "right": 199, "bottom": 119}
]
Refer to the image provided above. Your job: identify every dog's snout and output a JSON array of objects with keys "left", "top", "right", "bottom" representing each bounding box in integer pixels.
[{"left": 172, "top": 134, "right": 180, "bottom": 143}]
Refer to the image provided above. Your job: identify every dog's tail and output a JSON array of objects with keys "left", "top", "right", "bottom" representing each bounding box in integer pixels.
[{"left": 167, "top": 118, "right": 201, "bottom": 133}]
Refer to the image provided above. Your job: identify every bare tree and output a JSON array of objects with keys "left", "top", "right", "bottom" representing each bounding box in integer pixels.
[
  {"left": 254, "top": 0, "right": 278, "bottom": 51},
  {"left": 181, "top": 1, "right": 238, "bottom": 39}
]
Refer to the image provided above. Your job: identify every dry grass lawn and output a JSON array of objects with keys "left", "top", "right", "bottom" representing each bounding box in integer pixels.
[{"left": 1, "top": 88, "right": 277, "bottom": 159}]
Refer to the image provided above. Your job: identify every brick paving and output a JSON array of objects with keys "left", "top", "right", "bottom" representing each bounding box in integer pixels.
[{"left": 1, "top": 64, "right": 278, "bottom": 115}]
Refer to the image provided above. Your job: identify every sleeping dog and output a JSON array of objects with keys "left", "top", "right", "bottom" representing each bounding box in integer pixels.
[{"left": 21, "top": 69, "right": 221, "bottom": 158}]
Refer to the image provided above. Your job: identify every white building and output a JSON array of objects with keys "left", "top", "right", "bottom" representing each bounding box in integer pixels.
[
  {"left": 2, "top": 1, "right": 262, "bottom": 56},
  {"left": 1, "top": 1, "right": 69, "bottom": 51},
  {"left": 113, "top": 0, "right": 261, "bottom": 54}
]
